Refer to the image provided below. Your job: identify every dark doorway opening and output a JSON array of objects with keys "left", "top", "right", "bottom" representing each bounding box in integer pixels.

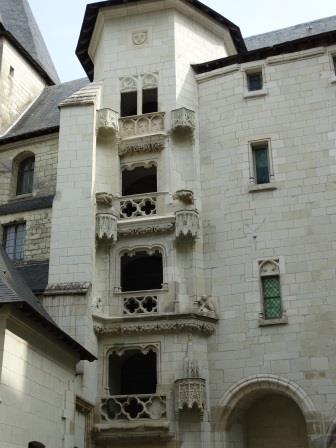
[
  {"left": 121, "top": 250, "right": 163, "bottom": 292},
  {"left": 122, "top": 165, "right": 157, "bottom": 196}
]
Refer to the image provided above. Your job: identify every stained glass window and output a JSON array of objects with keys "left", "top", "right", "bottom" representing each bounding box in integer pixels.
[
  {"left": 262, "top": 276, "right": 282, "bottom": 319},
  {"left": 3, "top": 223, "right": 26, "bottom": 261},
  {"left": 17, "top": 157, "right": 34, "bottom": 195},
  {"left": 253, "top": 146, "right": 270, "bottom": 184}
]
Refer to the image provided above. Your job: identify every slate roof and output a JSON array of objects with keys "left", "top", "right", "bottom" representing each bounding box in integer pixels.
[
  {"left": 17, "top": 261, "right": 49, "bottom": 294},
  {"left": 245, "top": 15, "right": 336, "bottom": 51},
  {"left": 0, "top": 0, "right": 59, "bottom": 84},
  {"left": 0, "top": 78, "right": 89, "bottom": 145},
  {"left": 0, "top": 195, "right": 54, "bottom": 215},
  {"left": 76, "top": 0, "right": 246, "bottom": 81},
  {"left": 0, "top": 248, "right": 95, "bottom": 361}
]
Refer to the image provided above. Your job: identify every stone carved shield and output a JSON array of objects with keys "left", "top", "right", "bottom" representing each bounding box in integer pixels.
[{"left": 132, "top": 30, "right": 148, "bottom": 46}]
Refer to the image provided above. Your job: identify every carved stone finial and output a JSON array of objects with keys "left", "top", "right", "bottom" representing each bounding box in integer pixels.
[
  {"left": 174, "top": 189, "right": 194, "bottom": 205},
  {"left": 96, "top": 213, "right": 118, "bottom": 244},
  {"left": 171, "top": 107, "right": 196, "bottom": 132},
  {"left": 96, "top": 109, "right": 119, "bottom": 135},
  {"left": 175, "top": 210, "right": 199, "bottom": 241}
]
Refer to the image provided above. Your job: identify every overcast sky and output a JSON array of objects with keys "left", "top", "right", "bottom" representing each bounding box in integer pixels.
[{"left": 29, "top": 0, "right": 336, "bottom": 83}]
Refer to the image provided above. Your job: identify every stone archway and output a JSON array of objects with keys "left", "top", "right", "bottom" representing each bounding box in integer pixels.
[{"left": 216, "top": 375, "right": 321, "bottom": 448}]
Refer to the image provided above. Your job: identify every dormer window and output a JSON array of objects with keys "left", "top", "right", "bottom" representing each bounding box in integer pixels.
[{"left": 16, "top": 156, "right": 35, "bottom": 196}]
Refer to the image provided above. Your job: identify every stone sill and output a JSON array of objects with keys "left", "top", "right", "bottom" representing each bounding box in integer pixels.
[
  {"left": 330, "top": 75, "right": 336, "bottom": 84},
  {"left": 259, "top": 316, "right": 288, "bottom": 327},
  {"left": 114, "top": 287, "right": 169, "bottom": 296},
  {"left": 243, "top": 88, "right": 268, "bottom": 99},
  {"left": 9, "top": 193, "right": 33, "bottom": 202},
  {"left": 248, "top": 183, "right": 277, "bottom": 193},
  {"left": 94, "top": 420, "right": 172, "bottom": 442}
]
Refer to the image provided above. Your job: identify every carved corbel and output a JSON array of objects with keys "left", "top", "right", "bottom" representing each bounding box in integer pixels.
[
  {"left": 175, "top": 210, "right": 199, "bottom": 241},
  {"left": 96, "top": 108, "right": 119, "bottom": 136},
  {"left": 96, "top": 213, "right": 118, "bottom": 245},
  {"left": 171, "top": 107, "right": 196, "bottom": 134}
]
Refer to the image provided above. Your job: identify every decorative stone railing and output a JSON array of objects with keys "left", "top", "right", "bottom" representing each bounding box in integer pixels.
[
  {"left": 96, "top": 213, "right": 118, "bottom": 244},
  {"left": 119, "top": 112, "right": 165, "bottom": 138},
  {"left": 119, "top": 193, "right": 158, "bottom": 219},
  {"left": 175, "top": 378, "right": 206, "bottom": 414},
  {"left": 101, "top": 394, "right": 167, "bottom": 421},
  {"left": 171, "top": 108, "right": 195, "bottom": 132},
  {"left": 96, "top": 108, "right": 119, "bottom": 135},
  {"left": 175, "top": 210, "right": 199, "bottom": 241},
  {"left": 123, "top": 294, "right": 158, "bottom": 315}
]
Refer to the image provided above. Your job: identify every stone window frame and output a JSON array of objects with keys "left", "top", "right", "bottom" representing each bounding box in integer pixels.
[
  {"left": 120, "top": 72, "right": 159, "bottom": 116},
  {"left": 248, "top": 138, "right": 277, "bottom": 192},
  {"left": 257, "top": 258, "right": 288, "bottom": 327},
  {"left": 120, "top": 159, "right": 159, "bottom": 197},
  {"left": 242, "top": 63, "right": 268, "bottom": 99},
  {"left": 11, "top": 151, "right": 36, "bottom": 200},
  {"left": 114, "top": 244, "right": 168, "bottom": 294},
  {"left": 2, "top": 220, "right": 26, "bottom": 262},
  {"left": 103, "top": 342, "right": 161, "bottom": 395},
  {"left": 328, "top": 47, "right": 336, "bottom": 84}
]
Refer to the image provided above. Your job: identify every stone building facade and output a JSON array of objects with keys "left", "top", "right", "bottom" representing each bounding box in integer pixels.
[{"left": 1, "top": 0, "right": 336, "bottom": 447}]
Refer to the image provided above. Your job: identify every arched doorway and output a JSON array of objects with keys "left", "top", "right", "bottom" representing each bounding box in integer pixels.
[
  {"left": 245, "top": 394, "right": 308, "bottom": 448},
  {"left": 216, "top": 375, "right": 320, "bottom": 448}
]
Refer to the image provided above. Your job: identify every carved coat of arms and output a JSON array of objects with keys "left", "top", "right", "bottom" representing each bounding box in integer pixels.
[{"left": 132, "top": 30, "right": 148, "bottom": 46}]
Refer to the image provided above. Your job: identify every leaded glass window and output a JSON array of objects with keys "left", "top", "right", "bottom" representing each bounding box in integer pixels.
[
  {"left": 247, "top": 71, "right": 263, "bottom": 91},
  {"left": 253, "top": 145, "right": 270, "bottom": 184},
  {"left": 17, "top": 156, "right": 35, "bottom": 195},
  {"left": 262, "top": 276, "right": 282, "bottom": 320},
  {"left": 3, "top": 223, "right": 26, "bottom": 261}
]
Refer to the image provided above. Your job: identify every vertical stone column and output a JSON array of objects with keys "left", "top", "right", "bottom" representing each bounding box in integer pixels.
[
  {"left": 0, "top": 308, "right": 8, "bottom": 404},
  {"left": 49, "top": 83, "right": 102, "bottom": 286}
]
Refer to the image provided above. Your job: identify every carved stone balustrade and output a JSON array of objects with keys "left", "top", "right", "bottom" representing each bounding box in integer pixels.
[
  {"left": 171, "top": 108, "right": 196, "bottom": 133},
  {"left": 175, "top": 378, "right": 206, "bottom": 414},
  {"left": 123, "top": 294, "right": 158, "bottom": 315},
  {"left": 101, "top": 394, "right": 167, "bottom": 421},
  {"left": 119, "top": 112, "right": 165, "bottom": 138},
  {"left": 96, "top": 213, "right": 118, "bottom": 244},
  {"left": 175, "top": 210, "right": 199, "bottom": 241},
  {"left": 119, "top": 193, "right": 159, "bottom": 219},
  {"left": 96, "top": 108, "right": 119, "bottom": 135}
]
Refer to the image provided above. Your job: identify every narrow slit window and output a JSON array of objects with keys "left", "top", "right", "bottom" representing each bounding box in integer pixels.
[
  {"left": 9, "top": 66, "right": 14, "bottom": 77},
  {"left": 333, "top": 55, "right": 336, "bottom": 74},
  {"left": 247, "top": 71, "right": 263, "bottom": 91},
  {"left": 252, "top": 144, "right": 270, "bottom": 184},
  {"left": 122, "top": 165, "right": 157, "bottom": 196},
  {"left": 16, "top": 156, "right": 35, "bottom": 196},
  {"left": 142, "top": 88, "right": 158, "bottom": 114},
  {"left": 120, "top": 91, "right": 138, "bottom": 117},
  {"left": 262, "top": 276, "right": 282, "bottom": 320}
]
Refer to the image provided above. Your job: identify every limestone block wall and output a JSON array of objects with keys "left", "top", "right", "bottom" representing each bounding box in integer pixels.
[
  {"left": 0, "top": 136, "right": 58, "bottom": 205},
  {"left": 0, "top": 209, "right": 52, "bottom": 262},
  {"left": 0, "top": 136, "right": 58, "bottom": 263},
  {"left": 0, "top": 39, "right": 46, "bottom": 135},
  {"left": 198, "top": 44, "right": 336, "bottom": 429},
  {"left": 0, "top": 328, "right": 77, "bottom": 448}
]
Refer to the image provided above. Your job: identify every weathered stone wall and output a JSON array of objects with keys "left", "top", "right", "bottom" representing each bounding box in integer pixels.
[
  {"left": 198, "top": 44, "right": 336, "bottom": 437},
  {"left": 0, "top": 136, "right": 58, "bottom": 263},
  {"left": 0, "top": 38, "right": 46, "bottom": 135}
]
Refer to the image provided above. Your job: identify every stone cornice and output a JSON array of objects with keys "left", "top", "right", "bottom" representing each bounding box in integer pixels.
[
  {"left": 44, "top": 282, "right": 91, "bottom": 296},
  {"left": 93, "top": 313, "right": 217, "bottom": 336}
]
